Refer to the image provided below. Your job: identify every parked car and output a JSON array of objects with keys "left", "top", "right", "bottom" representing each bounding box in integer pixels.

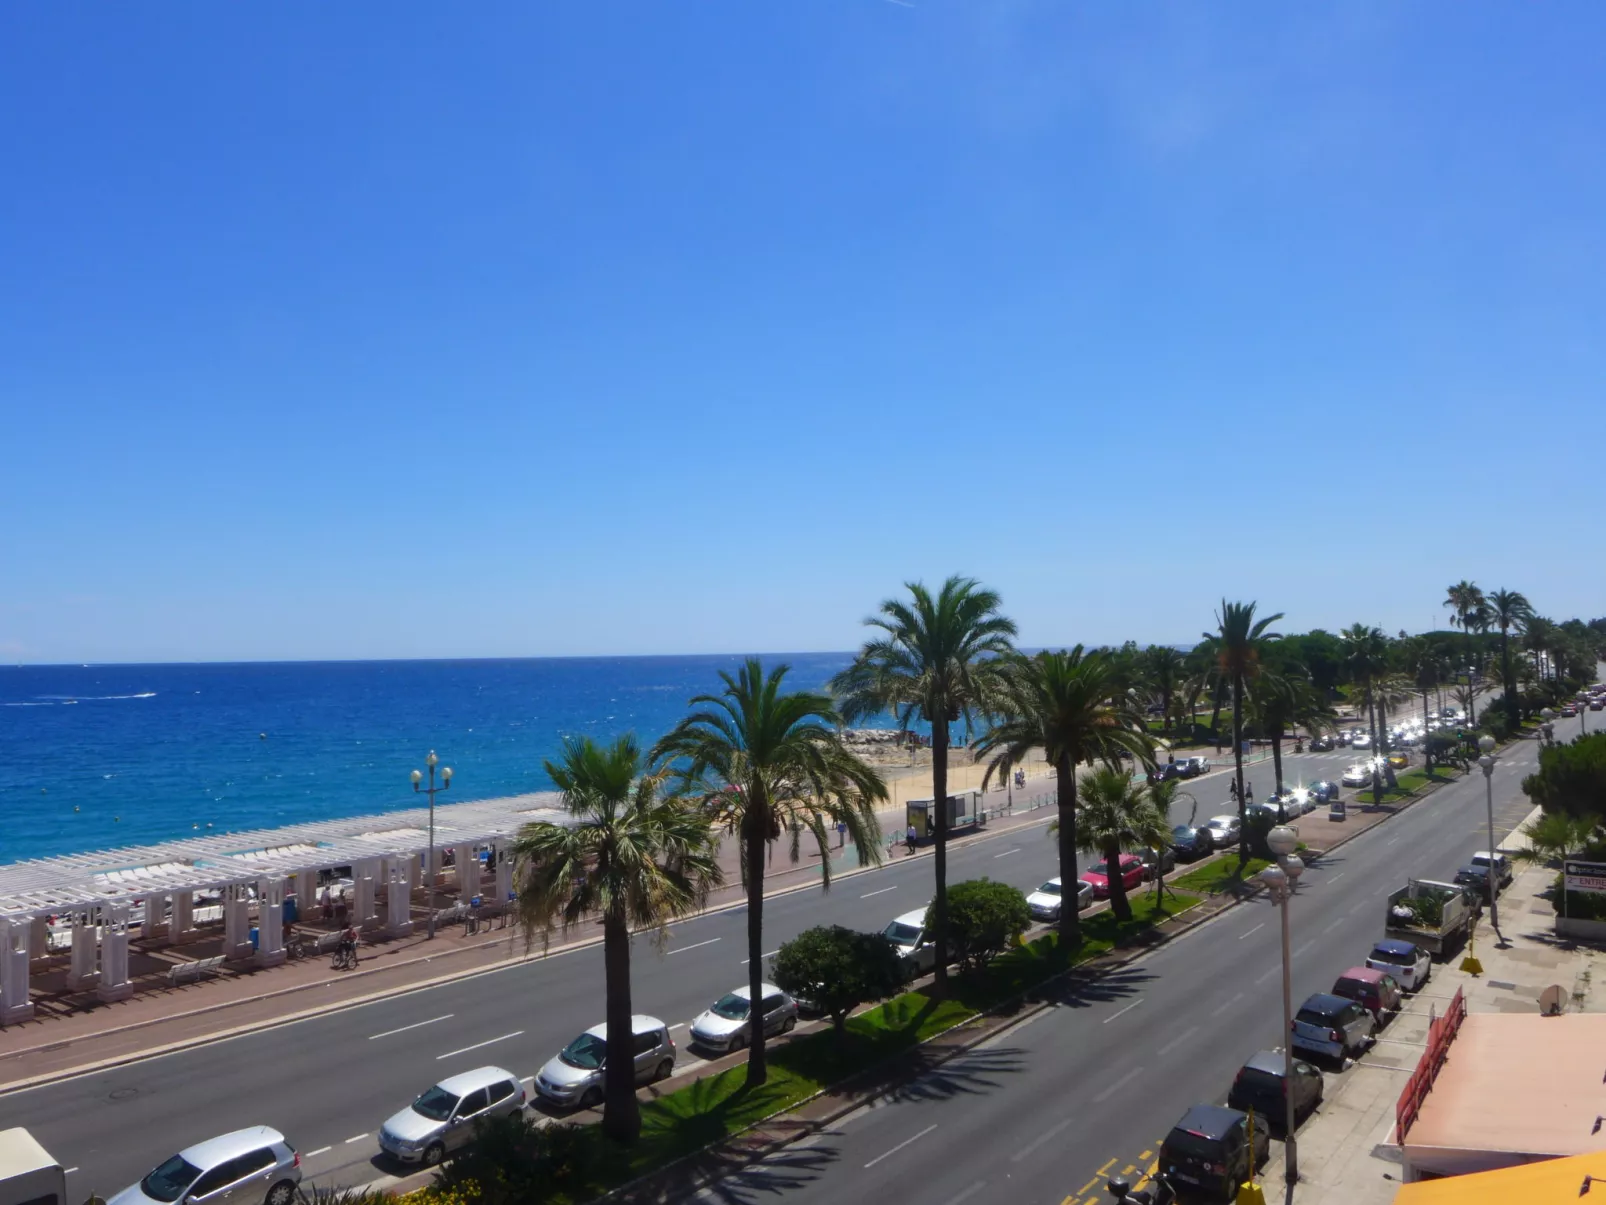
[
  {"left": 1291, "top": 993, "right": 1376, "bottom": 1064},
  {"left": 1330, "top": 967, "right": 1403, "bottom": 1025},
  {"left": 1158, "top": 1104, "right": 1270, "bottom": 1201},
  {"left": 1453, "top": 864, "right": 1494, "bottom": 908},
  {"left": 1471, "top": 850, "right": 1513, "bottom": 890},
  {"left": 379, "top": 1066, "right": 525, "bottom": 1166},
  {"left": 110, "top": 1127, "right": 302, "bottom": 1205},
  {"left": 1307, "top": 780, "right": 1340, "bottom": 804},
  {"left": 1026, "top": 877, "right": 1092, "bottom": 922},
  {"left": 690, "top": 983, "right": 798, "bottom": 1053},
  {"left": 1203, "top": 815, "right": 1241, "bottom": 848},
  {"left": 882, "top": 908, "right": 939, "bottom": 974},
  {"left": 1307, "top": 734, "right": 1335, "bottom": 752},
  {"left": 1080, "top": 853, "right": 1146, "bottom": 899},
  {"left": 1170, "top": 824, "right": 1214, "bottom": 861},
  {"left": 1265, "top": 789, "right": 1310, "bottom": 819},
  {"left": 1140, "top": 844, "right": 1177, "bottom": 879},
  {"left": 535, "top": 1015, "right": 676, "bottom": 1110},
  {"left": 1225, "top": 1051, "right": 1325, "bottom": 1134},
  {"left": 1147, "top": 763, "right": 1182, "bottom": 785},
  {"left": 1340, "top": 763, "right": 1372, "bottom": 788},
  {"left": 1365, "top": 938, "right": 1432, "bottom": 991}
]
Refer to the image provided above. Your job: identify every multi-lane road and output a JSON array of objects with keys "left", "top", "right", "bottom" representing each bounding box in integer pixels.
[{"left": 0, "top": 738, "right": 1540, "bottom": 1203}]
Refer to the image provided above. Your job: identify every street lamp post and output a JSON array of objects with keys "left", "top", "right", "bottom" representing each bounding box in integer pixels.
[
  {"left": 411, "top": 751, "right": 453, "bottom": 938},
  {"left": 1258, "top": 825, "right": 1304, "bottom": 1187},
  {"left": 1476, "top": 735, "right": 1503, "bottom": 946}
]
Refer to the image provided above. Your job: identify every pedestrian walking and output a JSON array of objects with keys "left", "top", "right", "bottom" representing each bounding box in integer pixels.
[
  {"left": 320, "top": 886, "right": 332, "bottom": 923},
  {"left": 905, "top": 822, "right": 918, "bottom": 855},
  {"left": 837, "top": 819, "right": 847, "bottom": 849}
]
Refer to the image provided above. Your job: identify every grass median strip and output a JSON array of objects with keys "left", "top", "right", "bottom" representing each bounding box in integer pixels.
[{"left": 1170, "top": 856, "right": 1271, "bottom": 895}]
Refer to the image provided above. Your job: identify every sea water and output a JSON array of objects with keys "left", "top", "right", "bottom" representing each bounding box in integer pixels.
[{"left": 0, "top": 654, "right": 859, "bottom": 863}]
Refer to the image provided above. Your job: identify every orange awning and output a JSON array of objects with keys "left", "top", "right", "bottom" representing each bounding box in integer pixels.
[{"left": 1394, "top": 1152, "right": 1606, "bottom": 1203}]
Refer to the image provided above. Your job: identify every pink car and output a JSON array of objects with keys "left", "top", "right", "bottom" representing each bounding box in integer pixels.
[{"left": 1080, "top": 853, "right": 1145, "bottom": 899}]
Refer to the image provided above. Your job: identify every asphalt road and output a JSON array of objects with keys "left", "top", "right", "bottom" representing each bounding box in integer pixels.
[{"left": 0, "top": 737, "right": 1522, "bottom": 1201}]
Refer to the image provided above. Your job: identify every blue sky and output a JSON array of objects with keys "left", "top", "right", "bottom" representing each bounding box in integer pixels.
[{"left": 3, "top": 3, "right": 1603, "bottom": 663}]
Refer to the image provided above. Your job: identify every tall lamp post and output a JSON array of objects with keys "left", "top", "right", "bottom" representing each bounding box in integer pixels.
[
  {"left": 1476, "top": 735, "right": 1503, "bottom": 947},
  {"left": 412, "top": 751, "right": 453, "bottom": 938},
  {"left": 1258, "top": 825, "right": 1304, "bottom": 1186}
]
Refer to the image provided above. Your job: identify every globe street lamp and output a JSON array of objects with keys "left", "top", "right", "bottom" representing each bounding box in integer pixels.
[
  {"left": 412, "top": 751, "right": 453, "bottom": 938},
  {"left": 1259, "top": 824, "right": 1304, "bottom": 1186},
  {"left": 1476, "top": 735, "right": 1504, "bottom": 946},
  {"left": 1540, "top": 707, "right": 1556, "bottom": 747}
]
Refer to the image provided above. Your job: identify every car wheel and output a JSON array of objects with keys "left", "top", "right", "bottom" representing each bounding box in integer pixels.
[
  {"left": 730, "top": 1028, "right": 747, "bottom": 1050},
  {"left": 782, "top": 1015, "right": 796, "bottom": 1033},
  {"left": 656, "top": 1058, "right": 675, "bottom": 1082},
  {"left": 263, "top": 1182, "right": 296, "bottom": 1205},
  {"left": 422, "top": 1143, "right": 446, "bottom": 1168},
  {"left": 579, "top": 1085, "right": 603, "bottom": 1110}
]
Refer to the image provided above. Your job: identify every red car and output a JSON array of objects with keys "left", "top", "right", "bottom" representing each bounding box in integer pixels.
[{"left": 1080, "top": 853, "right": 1145, "bottom": 899}]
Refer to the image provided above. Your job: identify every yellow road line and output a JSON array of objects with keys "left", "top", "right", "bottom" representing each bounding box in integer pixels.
[
  {"left": 1074, "top": 1177, "right": 1100, "bottom": 1196},
  {"left": 1139, "top": 1148, "right": 1152, "bottom": 1160},
  {"left": 1097, "top": 1157, "right": 1118, "bottom": 1173}
]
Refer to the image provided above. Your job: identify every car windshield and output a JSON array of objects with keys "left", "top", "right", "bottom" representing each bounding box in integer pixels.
[
  {"left": 1237, "top": 1066, "right": 1283, "bottom": 1092},
  {"left": 883, "top": 921, "right": 922, "bottom": 945},
  {"left": 1164, "top": 1130, "right": 1225, "bottom": 1161},
  {"left": 1371, "top": 947, "right": 1414, "bottom": 967},
  {"left": 709, "top": 993, "right": 750, "bottom": 1020},
  {"left": 1172, "top": 827, "right": 1193, "bottom": 839},
  {"left": 1296, "top": 1007, "right": 1336, "bottom": 1027},
  {"left": 412, "top": 1085, "right": 461, "bottom": 1121},
  {"left": 141, "top": 1156, "right": 202, "bottom": 1204},
  {"left": 560, "top": 1033, "right": 609, "bottom": 1070},
  {"left": 1035, "top": 881, "right": 1062, "bottom": 896}
]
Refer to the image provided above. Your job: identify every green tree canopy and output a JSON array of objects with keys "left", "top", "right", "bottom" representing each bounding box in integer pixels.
[{"left": 771, "top": 925, "right": 908, "bottom": 1039}]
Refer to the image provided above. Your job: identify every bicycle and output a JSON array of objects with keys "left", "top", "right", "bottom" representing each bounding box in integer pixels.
[{"left": 330, "top": 942, "right": 359, "bottom": 971}]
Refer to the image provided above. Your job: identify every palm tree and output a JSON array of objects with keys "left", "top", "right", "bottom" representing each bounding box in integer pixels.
[
  {"left": 1342, "top": 624, "right": 1391, "bottom": 803},
  {"left": 1071, "top": 766, "right": 1170, "bottom": 923},
  {"left": 1140, "top": 645, "right": 1187, "bottom": 734},
  {"left": 510, "top": 735, "right": 721, "bottom": 1144},
  {"left": 1444, "top": 581, "right": 1486, "bottom": 720},
  {"left": 1400, "top": 637, "right": 1446, "bottom": 775},
  {"left": 832, "top": 576, "right": 1016, "bottom": 991},
  {"left": 1208, "top": 600, "right": 1283, "bottom": 871},
  {"left": 1487, "top": 589, "right": 1535, "bottom": 729},
  {"left": 973, "top": 647, "right": 1154, "bottom": 940},
  {"left": 1524, "top": 616, "right": 1558, "bottom": 685},
  {"left": 653, "top": 659, "right": 886, "bottom": 1087},
  {"left": 1248, "top": 668, "right": 1334, "bottom": 811}
]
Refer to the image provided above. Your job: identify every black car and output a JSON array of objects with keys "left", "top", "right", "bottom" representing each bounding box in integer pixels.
[
  {"left": 1226, "top": 1051, "right": 1325, "bottom": 1135},
  {"left": 1147, "top": 763, "right": 1182, "bottom": 785},
  {"left": 1307, "top": 780, "right": 1340, "bottom": 804},
  {"left": 1307, "top": 734, "right": 1335, "bottom": 752},
  {"left": 1169, "top": 824, "right": 1214, "bottom": 861},
  {"left": 1159, "top": 1104, "right": 1270, "bottom": 1201},
  {"left": 1453, "top": 864, "right": 1494, "bottom": 908}
]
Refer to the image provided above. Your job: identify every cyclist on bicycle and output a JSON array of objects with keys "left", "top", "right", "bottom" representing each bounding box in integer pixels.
[{"left": 337, "top": 924, "right": 359, "bottom": 965}]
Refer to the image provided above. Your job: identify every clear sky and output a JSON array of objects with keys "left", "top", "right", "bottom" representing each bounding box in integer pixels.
[{"left": 3, "top": 3, "right": 1603, "bottom": 664}]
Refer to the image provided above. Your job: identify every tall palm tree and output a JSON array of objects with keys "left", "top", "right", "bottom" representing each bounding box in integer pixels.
[
  {"left": 511, "top": 735, "right": 721, "bottom": 1144},
  {"left": 973, "top": 647, "right": 1154, "bottom": 940},
  {"left": 832, "top": 576, "right": 1017, "bottom": 991},
  {"left": 653, "top": 659, "right": 885, "bottom": 1087},
  {"left": 1140, "top": 645, "right": 1187, "bottom": 734},
  {"left": 1400, "top": 637, "right": 1445, "bottom": 774},
  {"left": 1248, "top": 667, "right": 1334, "bottom": 810},
  {"left": 1444, "top": 581, "right": 1486, "bottom": 720},
  {"left": 1208, "top": 600, "right": 1283, "bottom": 871},
  {"left": 1342, "top": 624, "right": 1391, "bottom": 803},
  {"left": 1070, "top": 766, "right": 1170, "bottom": 923},
  {"left": 1487, "top": 589, "right": 1534, "bottom": 729},
  {"left": 1523, "top": 616, "right": 1558, "bottom": 684}
]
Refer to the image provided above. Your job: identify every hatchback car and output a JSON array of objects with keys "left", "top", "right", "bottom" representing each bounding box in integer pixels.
[
  {"left": 110, "top": 1127, "right": 301, "bottom": 1205},
  {"left": 690, "top": 983, "right": 798, "bottom": 1053},
  {"left": 379, "top": 1065, "right": 525, "bottom": 1166},
  {"left": 1471, "top": 850, "right": 1513, "bottom": 890},
  {"left": 1291, "top": 992, "right": 1376, "bottom": 1064},
  {"left": 1340, "top": 763, "right": 1372, "bottom": 788},
  {"left": 1026, "top": 877, "right": 1092, "bottom": 922},
  {"left": 1366, "top": 938, "right": 1431, "bottom": 991},
  {"left": 1203, "top": 815, "right": 1241, "bottom": 848},
  {"left": 1170, "top": 825, "right": 1214, "bottom": 862},
  {"left": 882, "top": 908, "right": 939, "bottom": 974},
  {"left": 1330, "top": 967, "right": 1403, "bottom": 1025},
  {"left": 1386, "top": 751, "right": 1411, "bottom": 770},
  {"left": 1080, "top": 853, "right": 1145, "bottom": 899},
  {"left": 1158, "top": 1104, "right": 1269, "bottom": 1202},
  {"left": 1179, "top": 755, "right": 1211, "bottom": 777},
  {"left": 1307, "top": 734, "right": 1335, "bottom": 752},
  {"left": 535, "top": 1015, "right": 676, "bottom": 1110},
  {"left": 1351, "top": 733, "right": 1372, "bottom": 750},
  {"left": 1306, "top": 780, "right": 1340, "bottom": 804},
  {"left": 1225, "top": 1051, "right": 1324, "bottom": 1134}
]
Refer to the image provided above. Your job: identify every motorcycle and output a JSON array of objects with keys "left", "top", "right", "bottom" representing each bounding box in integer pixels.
[{"left": 1106, "top": 1172, "right": 1176, "bottom": 1205}]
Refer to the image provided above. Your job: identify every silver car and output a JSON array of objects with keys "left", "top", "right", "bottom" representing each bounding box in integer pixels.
[
  {"left": 535, "top": 1015, "right": 676, "bottom": 1110},
  {"left": 378, "top": 1064, "right": 526, "bottom": 1166},
  {"left": 109, "top": 1127, "right": 301, "bottom": 1205},
  {"left": 1025, "top": 877, "right": 1092, "bottom": 922},
  {"left": 689, "top": 983, "right": 798, "bottom": 1052}
]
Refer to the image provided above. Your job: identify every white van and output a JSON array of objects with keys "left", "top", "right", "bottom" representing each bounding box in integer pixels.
[{"left": 0, "top": 1129, "right": 66, "bottom": 1205}]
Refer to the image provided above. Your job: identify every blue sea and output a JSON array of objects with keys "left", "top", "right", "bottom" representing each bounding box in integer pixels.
[{"left": 0, "top": 655, "right": 862, "bottom": 865}]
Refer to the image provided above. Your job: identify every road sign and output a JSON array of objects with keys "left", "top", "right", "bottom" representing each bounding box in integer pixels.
[{"left": 1564, "top": 860, "right": 1606, "bottom": 895}]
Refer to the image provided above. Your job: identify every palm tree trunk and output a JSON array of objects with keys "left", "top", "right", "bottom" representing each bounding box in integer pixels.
[
  {"left": 744, "top": 805, "right": 768, "bottom": 1087},
  {"left": 1105, "top": 840, "right": 1132, "bottom": 922},
  {"left": 1055, "top": 753, "right": 1080, "bottom": 943},
  {"left": 1369, "top": 692, "right": 1384, "bottom": 804},
  {"left": 1422, "top": 690, "right": 1434, "bottom": 776},
  {"left": 1210, "top": 683, "right": 1225, "bottom": 750},
  {"left": 1161, "top": 684, "right": 1173, "bottom": 734},
  {"left": 1232, "top": 675, "right": 1248, "bottom": 872},
  {"left": 930, "top": 717, "right": 950, "bottom": 991},
  {"left": 601, "top": 911, "right": 642, "bottom": 1143},
  {"left": 1271, "top": 733, "right": 1284, "bottom": 797},
  {"left": 1502, "top": 627, "right": 1519, "bottom": 729}
]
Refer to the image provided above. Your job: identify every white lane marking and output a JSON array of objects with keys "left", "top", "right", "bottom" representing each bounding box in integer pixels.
[
  {"left": 740, "top": 950, "right": 779, "bottom": 964},
  {"left": 63, "top": 1168, "right": 79, "bottom": 1176},
  {"left": 1092, "top": 1065, "right": 1145, "bottom": 1104},
  {"left": 861, "top": 886, "right": 899, "bottom": 898},
  {"left": 1326, "top": 872, "right": 1346, "bottom": 885},
  {"left": 1294, "top": 941, "right": 1315, "bottom": 959},
  {"left": 1238, "top": 923, "right": 1266, "bottom": 941},
  {"left": 1256, "top": 967, "right": 1280, "bottom": 985},
  {"left": 1103, "top": 998, "right": 1143, "bottom": 1024},
  {"left": 303, "top": 1147, "right": 332, "bottom": 1158},
  {"left": 345, "top": 1133, "right": 369, "bottom": 1144},
  {"left": 938, "top": 1181, "right": 987, "bottom": 1205},
  {"left": 1322, "top": 920, "right": 1344, "bottom": 935},
  {"left": 993, "top": 848, "right": 1021, "bottom": 859},
  {"left": 669, "top": 937, "right": 723, "bottom": 955},
  {"left": 865, "top": 1122, "right": 938, "bottom": 1169},
  {"left": 1211, "top": 992, "right": 1244, "bottom": 1017},
  {"left": 437, "top": 1030, "right": 524, "bottom": 1060},
  {"left": 1157, "top": 1026, "right": 1200, "bottom": 1058},
  {"left": 369, "top": 1013, "right": 454, "bottom": 1040},
  {"left": 1012, "top": 1115, "right": 1076, "bottom": 1162}
]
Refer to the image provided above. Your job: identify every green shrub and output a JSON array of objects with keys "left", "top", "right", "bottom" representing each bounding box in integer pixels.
[
  {"left": 772, "top": 925, "right": 908, "bottom": 1037},
  {"left": 926, "top": 878, "right": 1031, "bottom": 972}
]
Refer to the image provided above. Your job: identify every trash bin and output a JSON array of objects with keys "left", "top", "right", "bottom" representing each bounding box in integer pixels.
[
  {"left": 284, "top": 897, "right": 299, "bottom": 925},
  {"left": 249, "top": 926, "right": 260, "bottom": 950},
  {"left": 1329, "top": 800, "right": 1346, "bottom": 822}
]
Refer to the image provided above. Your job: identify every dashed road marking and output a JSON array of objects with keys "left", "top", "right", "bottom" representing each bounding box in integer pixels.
[
  {"left": 437, "top": 1030, "right": 524, "bottom": 1060},
  {"left": 1103, "top": 998, "right": 1143, "bottom": 1024},
  {"left": 864, "top": 1122, "right": 937, "bottom": 1168},
  {"left": 370, "top": 1014, "right": 454, "bottom": 1040},
  {"left": 669, "top": 938, "right": 723, "bottom": 955}
]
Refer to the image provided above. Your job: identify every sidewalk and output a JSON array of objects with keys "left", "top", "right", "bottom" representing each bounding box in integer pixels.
[
  {"left": 0, "top": 769, "right": 1066, "bottom": 1089},
  {"left": 1256, "top": 803, "right": 1597, "bottom": 1205}
]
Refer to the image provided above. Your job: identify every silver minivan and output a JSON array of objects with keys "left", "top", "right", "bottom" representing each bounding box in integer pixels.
[
  {"left": 535, "top": 1015, "right": 676, "bottom": 1110},
  {"left": 378, "top": 1064, "right": 526, "bottom": 1166},
  {"left": 109, "top": 1127, "right": 301, "bottom": 1205}
]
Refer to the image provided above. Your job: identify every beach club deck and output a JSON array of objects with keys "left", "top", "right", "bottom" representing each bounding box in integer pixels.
[{"left": 0, "top": 794, "right": 562, "bottom": 1025}]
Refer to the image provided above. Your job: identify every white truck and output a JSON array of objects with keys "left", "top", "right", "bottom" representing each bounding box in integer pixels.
[
  {"left": 1384, "top": 879, "right": 1473, "bottom": 957},
  {"left": 0, "top": 1128, "right": 66, "bottom": 1205}
]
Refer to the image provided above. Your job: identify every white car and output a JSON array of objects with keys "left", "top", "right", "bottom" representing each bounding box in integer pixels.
[
  {"left": 1366, "top": 938, "right": 1432, "bottom": 991},
  {"left": 1351, "top": 733, "right": 1372, "bottom": 750},
  {"left": 1026, "top": 877, "right": 1093, "bottom": 922},
  {"left": 1204, "top": 815, "right": 1241, "bottom": 848},
  {"left": 883, "top": 908, "right": 938, "bottom": 975},
  {"left": 535, "top": 1015, "right": 676, "bottom": 1110},
  {"left": 110, "top": 1128, "right": 302, "bottom": 1205},
  {"left": 378, "top": 1065, "right": 525, "bottom": 1165},
  {"left": 689, "top": 983, "right": 798, "bottom": 1052},
  {"left": 1341, "top": 763, "right": 1373, "bottom": 788}
]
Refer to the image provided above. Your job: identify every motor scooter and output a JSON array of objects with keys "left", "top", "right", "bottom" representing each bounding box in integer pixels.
[{"left": 1106, "top": 1171, "right": 1176, "bottom": 1205}]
